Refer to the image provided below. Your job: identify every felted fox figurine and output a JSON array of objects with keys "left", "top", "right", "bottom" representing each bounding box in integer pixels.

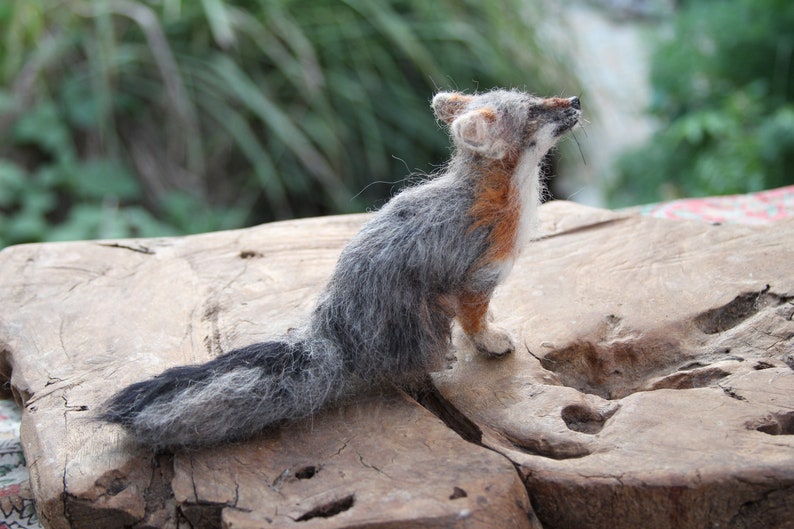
[{"left": 100, "top": 89, "right": 582, "bottom": 447}]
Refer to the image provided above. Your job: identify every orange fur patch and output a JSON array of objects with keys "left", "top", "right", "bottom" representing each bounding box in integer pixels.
[
  {"left": 545, "top": 97, "right": 573, "bottom": 109},
  {"left": 478, "top": 107, "right": 497, "bottom": 122},
  {"left": 456, "top": 290, "right": 491, "bottom": 335},
  {"left": 468, "top": 157, "right": 521, "bottom": 264},
  {"left": 438, "top": 94, "right": 475, "bottom": 124},
  {"left": 449, "top": 94, "right": 474, "bottom": 105}
]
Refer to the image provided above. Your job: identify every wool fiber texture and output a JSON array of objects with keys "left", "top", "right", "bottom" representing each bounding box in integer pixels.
[{"left": 100, "top": 89, "right": 581, "bottom": 447}]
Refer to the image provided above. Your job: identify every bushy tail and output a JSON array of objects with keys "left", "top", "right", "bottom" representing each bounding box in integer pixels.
[{"left": 99, "top": 338, "right": 347, "bottom": 447}]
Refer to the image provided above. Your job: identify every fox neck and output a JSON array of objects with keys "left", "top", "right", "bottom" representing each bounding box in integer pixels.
[{"left": 467, "top": 146, "right": 544, "bottom": 278}]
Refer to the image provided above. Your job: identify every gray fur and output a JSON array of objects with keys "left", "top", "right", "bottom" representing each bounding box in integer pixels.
[
  {"left": 100, "top": 89, "right": 581, "bottom": 447},
  {"left": 107, "top": 338, "right": 347, "bottom": 446}
]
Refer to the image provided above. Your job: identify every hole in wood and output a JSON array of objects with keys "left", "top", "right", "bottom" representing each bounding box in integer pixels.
[
  {"left": 294, "top": 465, "right": 317, "bottom": 480},
  {"left": 449, "top": 487, "right": 468, "bottom": 500},
  {"left": 296, "top": 494, "right": 355, "bottom": 522},
  {"left": 694, "top": 287, "right": 790, "bottom": 335},
  {"left": 561, "top": 404, "right": 611, "bottom": 434},
  {"left": 539, "top": 339, "right": 681, "bottom": 400},
  {"left": 751, "top": 412, "right": 794, "bottom": 436}
]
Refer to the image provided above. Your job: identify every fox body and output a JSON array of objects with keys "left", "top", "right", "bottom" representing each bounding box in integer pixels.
[{"left": 101, "top": 89, "right": 581, "bottom": 447}]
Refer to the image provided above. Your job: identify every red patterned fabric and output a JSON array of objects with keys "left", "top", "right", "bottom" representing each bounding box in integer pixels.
[{"left": 630, "top": 185, "right": 794, "bottom": 225}]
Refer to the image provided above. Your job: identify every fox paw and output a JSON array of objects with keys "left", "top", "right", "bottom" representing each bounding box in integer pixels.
[{"left": 471, "top": 326, "right": 515, "bottom": 357}]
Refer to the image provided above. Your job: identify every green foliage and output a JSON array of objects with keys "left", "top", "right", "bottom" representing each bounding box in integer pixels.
[
  {"left": 609, "top": 0, "right": 794, "bottom": 207},
  {"left": 0, "top": 0, "right": 573, "bottom": 248}
]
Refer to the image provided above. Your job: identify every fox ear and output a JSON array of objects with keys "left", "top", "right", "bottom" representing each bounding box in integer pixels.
[
  {"left": 450, "top": 107, "right": 508, "bottom": 159},
  {"left": 432, "top": 92, "right": 474, "bottom": 125}
]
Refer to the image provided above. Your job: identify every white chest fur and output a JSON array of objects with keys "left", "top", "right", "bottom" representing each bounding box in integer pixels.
[{"left": 513, "top": 149, "right": 543, "bottom": 251}]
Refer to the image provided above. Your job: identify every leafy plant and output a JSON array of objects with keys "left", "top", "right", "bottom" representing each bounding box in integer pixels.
[
  {"left": 0, "top": 0, "right": 574, "bottom": 248},
  {"left": 609, "top": 0, "right": 794, "bottom": 207}
]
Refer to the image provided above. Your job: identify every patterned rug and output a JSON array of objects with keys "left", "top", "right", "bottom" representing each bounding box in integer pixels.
[
  {"left": 0, "top": 400, "right": 39, "bottom": 529},
  {"left": 1, "top": 184, "right": 793, "bottom": 528},
  {"left": 627, "top": 184, "right": 794, "bottom": 225}
]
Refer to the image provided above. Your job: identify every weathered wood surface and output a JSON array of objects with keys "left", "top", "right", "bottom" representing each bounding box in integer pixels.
[
  {"left": 435, "top": 202, "right": 794, "bottom": 528},
  {"left": 0, "top": 201, "right": 792, "bottom": 528},
  {"left": 0, "top": 214, "right": 534, "bottom": 529}
]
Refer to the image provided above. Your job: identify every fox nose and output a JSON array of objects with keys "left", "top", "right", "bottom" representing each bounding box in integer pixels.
[{"left": 568, "top": 96, "right": 581, "bottom": 110}]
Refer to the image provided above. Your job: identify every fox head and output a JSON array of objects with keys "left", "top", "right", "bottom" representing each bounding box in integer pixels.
[{"left": 432, "top": 89, "right": 581, "bottom": 161}]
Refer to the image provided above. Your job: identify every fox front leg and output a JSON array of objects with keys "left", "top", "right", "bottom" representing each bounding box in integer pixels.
[{"left": 455, "top": 289, "right": 515, "bottom": 357}]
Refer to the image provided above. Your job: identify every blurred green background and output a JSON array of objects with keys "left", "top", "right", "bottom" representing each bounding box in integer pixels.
[
  {"left": 0, "top": 0, "right": 573, "bottom": 247},
  {"left": 0, "top": 0, "right": 792, "bottom": 248},
  {"left": 609, "top": 0, "right": 794, "bottom": 207}
]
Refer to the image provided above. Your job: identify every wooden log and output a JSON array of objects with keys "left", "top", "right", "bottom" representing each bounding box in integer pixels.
[
  {"left": 1, "top": 201, "right": 792, "bottom": 528},
  {"left": 0, "top": 214, "right": 534, "bottom": 529}
]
